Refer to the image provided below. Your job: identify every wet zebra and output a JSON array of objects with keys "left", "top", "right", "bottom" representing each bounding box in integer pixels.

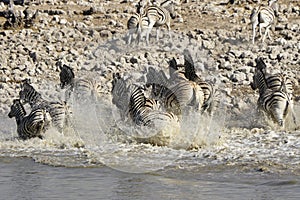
[
  {"left": 19, "top": 81, "right": 70, "bottom": 133},
  {"left": 59, "top": 64, "right": 75, "bottom": 90},
  {"left": 167, "top": 53, "right": 214, "bottom": 114},
  {"left": 251, "top": 57, "right": 294, "bottom": 98},
  {"left": 147, "top": 64, "right": 204, "bottom": 116},
  {"left": 251, "top": 57, "right": 296, "bottom": 127},
  {"left": 8, "top": 99, "right": 51, "bottom": 140},
  {"left": 58, "top": 64, "right": 102, "bottom": 102},
  {"left": 111, "top": 73, "right": 131, "bottom": 119},
  {"left": 129, "top": 86, "right": 178, "bottom": 126},
  {"left": 183, "top": 51, "right": 215, "bottom": 114},
  {"left": 250, "top": 0, "right": 279, "bottom": 44},
  {"left": 258, "top": 89, "right": 292, "bottom": 127}
]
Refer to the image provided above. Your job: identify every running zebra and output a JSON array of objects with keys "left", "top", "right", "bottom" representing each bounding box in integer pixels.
[
  {"left": 251, "top": 57, "right": 294, "bottom": 98},
  {"left": 147, "top": 63, "right": 204, "bottom": 116},
  {"left": 183, "top": 51, "right": 215, "bottom": 114},
  {"left": 19, "top": 81, "right": 70, "bottom": 133},
  {"left": 111, "top": 73, "right": 131, "bottom": 119},
  {"left": 129, "top": 86, "right": 178, "bottom": 127},
  {"left": 58, "top": 64, "right": 102, "bottom": 102},
  {"left": 8, "top": 99, "right": 51, "bottom": 140},
  {"left": 258, "top": 89, "right": 293, "bottom": 127},
  {"left": 250, "top": 0, "right": 279, "bottom": 44},
  {"left": 168, "top": 54, "right": 214, "bottom": 114},
  {"left": 251, "top": 57, "right": 296, "bottom": 127},
  {"left": 59, "top": 63, "right": 75, "bottom": 90}
]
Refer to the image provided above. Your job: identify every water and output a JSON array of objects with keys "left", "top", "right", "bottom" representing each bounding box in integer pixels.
[
  {"left": 0, "top": 157, "right": 300, "bottom": 200},
  {"left": 1, "top": 101, "right": 300, "bottom": 199}
]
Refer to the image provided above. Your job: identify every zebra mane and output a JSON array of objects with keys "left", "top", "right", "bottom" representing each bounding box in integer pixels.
[{"left": 8, "top": 99, "right": 26, "bottom": 119}]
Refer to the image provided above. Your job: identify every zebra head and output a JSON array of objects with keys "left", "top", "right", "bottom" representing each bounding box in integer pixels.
[
  {"left": 8, "top": 99, "right": 26, "bottom": 120},
  {"left": 59, "top": 64, "right": 75, "bottom": 89},
  {"left": 269, "top": 0, "right": 279, "bottom": 17},
  {"left": 251, "top": 57, "right": 268, "bottom": 93},
  {"left": 160, "top": 0, "right": 178, "bottom": 19},
  {"left": 19, "top": 82, "right": 42, "bottom": 105}
]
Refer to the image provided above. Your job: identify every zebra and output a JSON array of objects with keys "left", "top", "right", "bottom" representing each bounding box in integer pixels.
[
  {"left": 183, "top": 51, "right": 215, "bottom": 114},
  {"left": 127, "top": 1, "right": 150, "bottom": 45},
  {"left": 129, "top": 86, "right": 178, "bottom": 127},
  {"left": 168, "top": 54, "right": 214, "bottom": 114},
  {"left": 258, "top": 89, "right": 293, "bottom": 127},
  {"left": 58, "top": 64, "right": 103, "bottom": 102},
  {"left": 146, "top": 64, "right": 204, "bottom": 116},
  {"left": 251, "top": 57, "right": 294, "bottom": 98},
  {"left": 127, "top": 0, "right": 177, "bottom": 44},
  {"left": 111, "top": 73, "right": 131, "bottom": 119},
  {"left": 59, "top": 63, "right": 75, "bottom": 90},
  {"left": 250, "top": 0, "right": 279, "bottom": 44},
  {"left": 19, "top": 81, "right": 70, "bottom": 133},
  {"left": 251, "top": 57, "right": 296, "bottom": 127},
  {"left": 8, "top": 99, "right": 51, "bottom": 140},
  {"left": 143, "top": 0, "right": 177, "bottom": 43}
]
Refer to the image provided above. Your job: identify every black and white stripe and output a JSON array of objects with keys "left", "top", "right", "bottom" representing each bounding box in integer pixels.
[
  {"left": 8, "top": 99, "right": 51, "bottom": 140},
  {"left": 19, "top": 81, "right": 69, "bottom": 133},
  {"left": 182, "top": 51, "right": 215, "bottom": 114},
  {"left": 58, "top": 64, "right": 102, "bottom": 102},
  {"left": 250, "top": 0, "right": 278, "bottom": 44},
  {"left": 258, "top": 89, "right": 291, "bottom": 127},
  {"left": 251, "top": 57, "right": 296, "bottom": 127},
  {"left": 144, "top": 0, "right": 177, "bottom": 43},
  {"left": 129, "top": 86, "right": 178, "bottom": 127}
]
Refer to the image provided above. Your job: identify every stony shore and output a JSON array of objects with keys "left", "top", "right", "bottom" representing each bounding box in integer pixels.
[{"left": 0, "top": 0, "right": 299, "bottom": 128}]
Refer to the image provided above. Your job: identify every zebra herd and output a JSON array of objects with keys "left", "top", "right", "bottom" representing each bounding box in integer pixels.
[
  {"left": 126, "top": 0, "right": 178, "bottom": 44},
  {"left": 8, "top": 79, "right": 70, "bottom": 140},
  {"left": 7, "top": 54, "right": 298, "bottom": 141},
  {"left": 6, "top": 0, "right": 298, "bottom": 141},
  {"left": 126, "top": 0, "right": 279, "bottom": 44},
  {"left": 111, "top": 51, "right": 215, "bottom": 132}
]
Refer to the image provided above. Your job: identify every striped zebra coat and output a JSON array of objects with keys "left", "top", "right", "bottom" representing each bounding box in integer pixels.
[
  {"left": 19, "top": 81, "right": 70, "bottom": 133},
  {"left": 127, "top": 0, "right": 177, "bottom": 44},
  {"left": 129, "top": 86, "right": 178, "bottom": 127},
  {"left": 250, "top": 0, "right": 279, "bottom": 43},
  {"left": 59, "top": 64, "right": 103, "bottom": 102},
  {"left": 8, "top": 99, "right": 51, "bottom": 140},
  {"left": 251, "top": 57, "right": 296, "bottom": 127}
]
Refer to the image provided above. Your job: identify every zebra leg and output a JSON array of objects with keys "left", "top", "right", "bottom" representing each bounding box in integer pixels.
[
  {"left": 252, "top": 20, "right": 258, "bottom": 44},
  {"left": 266, "top": 25, "right": 272, "bottom": 41},
  {"left": 156, "top": 28, "right": 160, "bottom": 41}
]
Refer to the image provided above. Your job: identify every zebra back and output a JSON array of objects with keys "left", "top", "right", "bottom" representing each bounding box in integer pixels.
[{"left": 129, "top": 86, "right": 177, "bottom": 126}]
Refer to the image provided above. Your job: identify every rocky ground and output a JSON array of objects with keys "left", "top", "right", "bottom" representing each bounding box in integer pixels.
[{"left": 0, "top": 0, "right": 299, "bottom": 129}]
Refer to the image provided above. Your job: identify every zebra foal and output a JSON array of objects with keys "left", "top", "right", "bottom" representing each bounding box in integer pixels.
[{"left": 8, "top": 99, "right": 51, "bottom": 140}]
